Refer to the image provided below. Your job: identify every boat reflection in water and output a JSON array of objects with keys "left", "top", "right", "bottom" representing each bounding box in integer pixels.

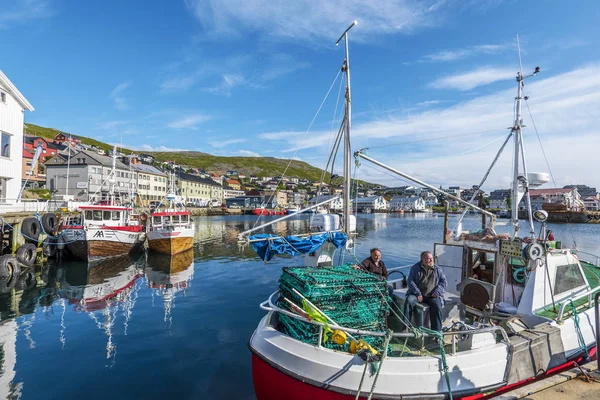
[{"left": 145, "top": 249, "right": 194, "bottom": 324}]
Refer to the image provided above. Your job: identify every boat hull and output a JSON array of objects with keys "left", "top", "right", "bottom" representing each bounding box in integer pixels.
[
  {"left": 147, "top": 228, "right": 195, "bottom": 255},
  {"left": 64, "top": 227, "right": 145, "bottom": 261}
]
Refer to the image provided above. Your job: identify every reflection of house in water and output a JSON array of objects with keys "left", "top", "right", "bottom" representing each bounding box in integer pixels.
[
  {"left": 145, "top": 250, "right": 194, "bottom": 324},
  {"left": 0, "top": 320, "right": 21, "bottom": 398}
]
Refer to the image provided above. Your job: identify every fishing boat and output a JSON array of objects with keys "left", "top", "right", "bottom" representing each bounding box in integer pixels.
[
  {"left": 63, "top": 147, "right": 145, "bottom": 261},
  {"left": 146, "top": 175, "right": 195, "bottom": 255},
  {"left": 243, "top": 23, "right": 600, "bottom": 400},
  {"left": 287, "top": 205, "right": 301, "bottom": 214}
]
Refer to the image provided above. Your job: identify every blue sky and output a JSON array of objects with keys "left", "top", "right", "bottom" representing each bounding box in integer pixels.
[{"left": 2, "top": 0, "right": 600, "bottom": 190}]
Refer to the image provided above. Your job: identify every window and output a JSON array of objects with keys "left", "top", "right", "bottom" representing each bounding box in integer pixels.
[
  {"left": 1, "top": 132, "right": 11, "bottom": 158},
  {"left": 554, "top": 263, "right": 586, "bottom": 296},
  {"left": 172, "top": 215, "right": 180, "bottom": 224},
  {"left": 85, "top": 211, "right": 93, "bottom": 220},
  {"left": 111, "top": 211, "right": 121, "bottom": 220},
  {"left": 153, "top": 216, "right": 161, "bottom": 225},
  {"left": 181, "top": 215, "right": 189, "bottom": 223},
  {"left": 0, "top": 177, "right": 7, "bottom": 200},
  {"left": 103, "top": 211, "right": 111, "bottom": 220},
  {"left": 93, "top": 210, "right": 102, "bottom": 221},
  {"left": 0, "top": 92, "right": 6, "bottom": 103}
]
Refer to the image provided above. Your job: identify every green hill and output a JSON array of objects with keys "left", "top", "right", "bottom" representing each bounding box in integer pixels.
[{"left": 24, "top": 123, "right": 331, "bottom": 181}]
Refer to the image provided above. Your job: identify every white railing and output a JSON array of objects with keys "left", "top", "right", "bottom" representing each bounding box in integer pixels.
[
  {"left": 47, "top": 200, "right": 91, "bottom": 212},
  {"left": 575, "top": 250, "right": 600, "bottom": 267},
  {"left": 556, "top": 285, "right": 600, "bottom": 320},
  {"left": 260, "top": 290, "right": 509, "bottom": 355},
  {"left": 0, "top": 199, "right": 48, "bottom": 214}
]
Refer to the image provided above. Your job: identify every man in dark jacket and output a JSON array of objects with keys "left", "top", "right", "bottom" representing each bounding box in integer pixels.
[
  {"left": 404, "top": 251, "right": 447, "bottom": 331},
  {"left": 358, "top": 248, "right": 388, "bottom": 278}
]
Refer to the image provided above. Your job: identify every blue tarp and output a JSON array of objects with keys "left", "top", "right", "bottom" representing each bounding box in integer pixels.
[{"left": 249, "top": 232, "right": 348, "bottom": 262}]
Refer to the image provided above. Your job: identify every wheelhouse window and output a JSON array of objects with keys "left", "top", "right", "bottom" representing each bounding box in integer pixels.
[
  {"left": 111, "top": 211, "right": 121, "bottom": 220},
  {"left": 181, "top": 215, "right": 189, "bottom": 223},
  {"left": 1, "top": 132, "right": 10, "bottom": 158},
  {"left": 172, "top": 215, "right": 180, "bottom": 224},
  {"left": 163, "top": 216, "right": 171, "bottom": 224},
  {"left": 85, "top": 210, "right": 93, "bottom": 220},
  {"left": 103, "top": 211, "right": 111, "bottom": 220},
  {"left": 153, "top": 216, "right": 161, "bottom": 225},
  {"left": 93, "top": 210, "right": 102, "bottom": 221},
  {"left": 554, "top": 263, "right": 586, "bottom": 296}
]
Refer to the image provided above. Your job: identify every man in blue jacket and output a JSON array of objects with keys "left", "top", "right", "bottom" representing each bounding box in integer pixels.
[{"left": 404, "top": 251, "right": 447, "bottom": 331}]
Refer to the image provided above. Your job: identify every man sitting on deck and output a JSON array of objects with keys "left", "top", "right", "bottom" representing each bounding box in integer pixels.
[
  {"left": 404, "top": 251, "right": 447, "bottom": 331},
  {"left": 356, "top": 248, "right": 388, "bottom": 278}
]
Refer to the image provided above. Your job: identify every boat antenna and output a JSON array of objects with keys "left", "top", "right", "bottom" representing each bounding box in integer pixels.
[
  {"left": 510, "top": 33, "right": 540, "bottom": 239},
  {"left": 109, "top": 145, "right": 117, "bottom": 206},
  {"left": 336, "top": 20, "right": 357, "bottom": 235}
]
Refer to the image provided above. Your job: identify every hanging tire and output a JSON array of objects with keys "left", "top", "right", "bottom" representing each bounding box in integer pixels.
[
  {"left": 16, "top": 243, "right": 37, "bottom": 267},
  {"left": 15, "top": 270, "right": 37, "bottom": 291},
  {"left": 21, "top": 217, "right": 42, "bottom": 243},
  {"left": 41, "top": 213, "right": 58, "bottom": 234},
  {"left": 43, "top": 237, "right": 57, "bottom": 257},
  {"left": 0, "top": 255, "right": 21, "bottom": 287}
]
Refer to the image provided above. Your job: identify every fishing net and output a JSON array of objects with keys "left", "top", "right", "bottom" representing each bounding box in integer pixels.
[{"left": 276, "top": 264, "right": 390, "bottom": 353}]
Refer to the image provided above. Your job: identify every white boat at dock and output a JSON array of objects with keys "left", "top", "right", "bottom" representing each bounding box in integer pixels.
[{"left": 242, "top": 24, "right": 600, "bottom": 400}]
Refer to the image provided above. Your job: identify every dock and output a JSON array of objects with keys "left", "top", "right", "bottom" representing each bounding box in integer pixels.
[{"left": 497, "top": 360, "right": 600, "bottom": 399}]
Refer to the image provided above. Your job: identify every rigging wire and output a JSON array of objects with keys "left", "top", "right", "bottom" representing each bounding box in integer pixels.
[
  {"left": 522, "top": 92, "right": 557, "bottom": 187},
  {"left": 251, "top": 69, "right": 342, "bottom": 230}
]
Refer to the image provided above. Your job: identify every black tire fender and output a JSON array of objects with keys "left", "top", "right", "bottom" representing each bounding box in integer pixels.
[
  {"left": 21, "top": 217, "right": 42, "bottom": 243},
  {"left": 43, "top": 237, "right": 57, "bottom": 257},
  {"left": 41, "top": 213, "right": 58, "bottom": 234},
  {"left": 15, "top": 270, "right": 37, "bottom": 291},
  {"left": 16, "top": 243, "right": 37, "bottom": 267},
  {"left": 0, "top": 255, "right": 21, "bottom": 287}
]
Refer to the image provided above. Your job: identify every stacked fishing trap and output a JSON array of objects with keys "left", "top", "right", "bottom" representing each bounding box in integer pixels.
[{"left": 277, "top": 264, "right": 390, "bottom": 352}]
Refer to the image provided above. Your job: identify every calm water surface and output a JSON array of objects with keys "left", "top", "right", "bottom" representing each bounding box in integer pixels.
[{"left": 1, "top": 214, "right": 599, "bottom": 399}]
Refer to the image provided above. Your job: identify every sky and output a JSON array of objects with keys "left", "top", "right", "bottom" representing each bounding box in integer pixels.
[{"left": 2, "top": 0, "right": 600, "bottom": 191}]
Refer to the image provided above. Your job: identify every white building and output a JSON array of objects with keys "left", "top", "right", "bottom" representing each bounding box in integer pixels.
[
  {"left": 0, "top": 70, "right": 34, "bottom": 203},
  {"left": 523, "top": 188, "right": 584, "bottom": 211},
  {"left": 308, "top": 194, "right": 346, "bottom": 211},
  {"left": 354, "top": 196, "right": 389, "bottom": 212},
  {"left": 390, "top": 196, "right": 426, "bottom": 211},
  {"left": 131, "top": 162, "right": 168, "bottom": 203}
]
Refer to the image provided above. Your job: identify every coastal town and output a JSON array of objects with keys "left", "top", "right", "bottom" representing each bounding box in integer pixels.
[{"left": 2, "top": 68, "right": 599, "bottom": 217}]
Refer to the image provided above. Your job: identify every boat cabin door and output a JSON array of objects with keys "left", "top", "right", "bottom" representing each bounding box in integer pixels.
[{"left": 434, "top": 243, "right": 465, "bottom": 296}]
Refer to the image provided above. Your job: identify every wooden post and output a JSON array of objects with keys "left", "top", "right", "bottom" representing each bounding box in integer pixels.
[{"left": 443, "top": 200, "right": 449, "bottom": 244}]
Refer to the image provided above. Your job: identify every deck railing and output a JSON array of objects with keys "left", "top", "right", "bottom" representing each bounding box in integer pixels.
[
  {"left": 556, "top": 285, "right": 600, "bottom": 320},
  {"left": 260, "top": 290, "right": 509, "bottom": 356}
]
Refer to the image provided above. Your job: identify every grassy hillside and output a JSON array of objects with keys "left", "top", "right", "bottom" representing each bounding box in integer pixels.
[
  {"left": 24, "top": 123, "right": 134, "bottom": 155},
  {"left": 150, "top": 151, "right": 329, "bottom": 181}
]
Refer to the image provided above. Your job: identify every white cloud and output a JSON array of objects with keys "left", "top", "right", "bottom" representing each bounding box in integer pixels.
[
  {"left": 183, "top": 0, "right": 447, "bottom": 43},
  {"left": 160, "top": 74, "right": 199, "bottom": 92},
  {"left": 430, "top": 66, "right": 516, "bottom": 90},
  {"left": 110, "top": 81, "right": 132, "bottom": 110},
  {"left": 0, "top": 0, "right": 55, "bottom": 30},
  {"left": 421, "top": 43, "right": 513, "bottom": 63},
  {"left": 259, "top": 65, "right": 600, "bottom": 190},
  {"left": 205, "top": 73, "right": 246, "bottom": 95},
  {"left": 137, "top": 144, "right": 188, "bottom": 152},
  {"left": 167, "top": 114, "right": 212, "bottom": 129},
  {"left": 208, "top": 138, "right": 246, "bottom": 148},
  {"left": 238, "top": 150, "right": 261, "bottom": 157}
]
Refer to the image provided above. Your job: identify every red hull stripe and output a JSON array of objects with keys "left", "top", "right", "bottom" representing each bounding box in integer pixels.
[
  {"left": 251, "top": 346, "right": 597, "bottom": 400},
  {"left": 98, "top": 225, "right": 143, "bottom": 232}
]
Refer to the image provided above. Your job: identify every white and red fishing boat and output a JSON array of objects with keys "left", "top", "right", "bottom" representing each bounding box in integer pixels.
[
  {"left": 244, "top": 24, "right": 600, "bottom": 400},
  {"left": 146, "top": 175, "right": 195, "bottom": 255},
  {"left": 63, "top": 148, "right": 145, "bottom": 261}
]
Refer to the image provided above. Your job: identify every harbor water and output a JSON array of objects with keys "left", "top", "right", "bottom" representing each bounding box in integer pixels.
[{"left": 1, "top": 214, "right": 599, "bottom": 399}]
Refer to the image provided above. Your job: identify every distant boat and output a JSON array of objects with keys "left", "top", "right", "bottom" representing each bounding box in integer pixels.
[{"left": 287, "top": 205, "right": 300, "bottom": 214}]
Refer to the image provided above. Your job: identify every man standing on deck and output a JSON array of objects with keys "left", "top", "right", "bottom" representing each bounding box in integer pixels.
[
  {"left": 356, "top": 248, "right": 388, "bottom": 278},
  {"left": 404, "top": 251, "right": 447, "bottom": 331}
]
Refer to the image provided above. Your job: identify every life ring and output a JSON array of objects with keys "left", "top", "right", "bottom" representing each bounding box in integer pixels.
[
  {"left": 20, "top": 217, "right": 42, "bottom": 242},
  {"left": 41, "top": 213, "right": 58, "bottom": 234},
  {"left": 16, "top": 243, "right": 37, "bottom": 267}
]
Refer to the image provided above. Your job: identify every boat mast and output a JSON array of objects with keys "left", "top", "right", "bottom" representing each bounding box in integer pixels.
[
  {"left": 510, "top": 34, "right": 540, "bottom": 239},
  {"left": 336, "top": 20, "right": 357, "bottom": 234},
  {"left": 109, "top": 145, "right": 117, "bottom": 206}
]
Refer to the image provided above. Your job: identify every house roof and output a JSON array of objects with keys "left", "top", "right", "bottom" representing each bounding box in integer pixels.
[
  {"left": 0, "top": 70, "right": 34, "bottom": 111},
  {"left": 529, "top": 188, "right": 572, "bottom": 196},
  {"left": 131, "top": 163, "right": 166, "bottom": 176},
  {"left": 179, "top": 172, "right": 220, "bottom": 187},
  {"left": 227, "top": 179, "right": 241, "bottom": 185},
  {"left": 22, "top": 149, "right": 34, "bottom": 158},
  {"left": 354, "top": 196, "right": 385, "bottom": 203}
]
